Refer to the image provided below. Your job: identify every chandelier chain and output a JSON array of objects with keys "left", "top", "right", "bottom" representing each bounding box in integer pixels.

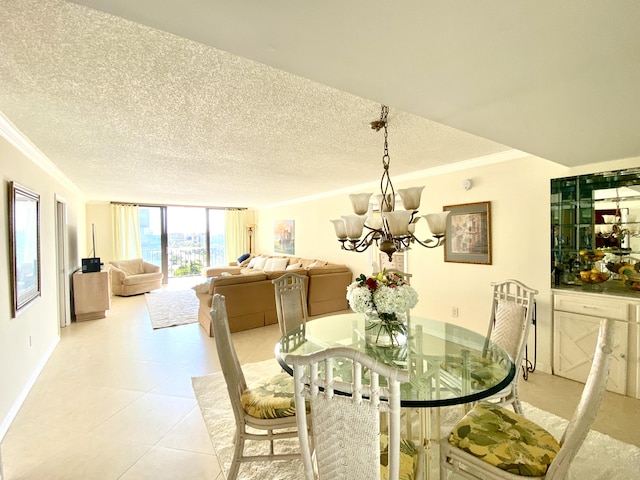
[{"left": 379, "top": 105, "right": 394, "bottom": 212}]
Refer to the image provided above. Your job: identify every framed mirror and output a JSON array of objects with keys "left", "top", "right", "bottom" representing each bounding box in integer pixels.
[{"left": 9, "top": 181, "right": 41, "bottom": 316}]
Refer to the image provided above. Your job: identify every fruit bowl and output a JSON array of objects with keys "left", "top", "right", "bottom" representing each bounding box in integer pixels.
[
  {"left": 578, "top": 269, "right": 610, "bottom": 284},
  {"left": 606, "top": 262, "right": 634, "bottom": 275},
  {"left": 579, "top": 250, "right": 605, "bottom": 262},
  {"left": 619, "top": 266, "right": 640, "bottom": 291}
]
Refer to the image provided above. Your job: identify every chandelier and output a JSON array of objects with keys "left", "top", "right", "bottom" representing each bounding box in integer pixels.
[
  {"left": 330, "top": 105, "right": 450, "bottom": 261},
  {"left": 595, "top": 189, "right": 640, "bottom": 240}
]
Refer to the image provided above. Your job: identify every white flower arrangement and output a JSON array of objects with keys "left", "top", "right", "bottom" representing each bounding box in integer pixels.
[
  {"left": 346, "top": 270, "right": 418, "bottom": 315},
  {"left": 346, "top": 270, "right": 418, "bottom": 346}
]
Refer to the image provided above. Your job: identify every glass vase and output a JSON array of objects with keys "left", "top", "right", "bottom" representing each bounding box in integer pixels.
[{"left": 364, "top": 311, "right": 408, "bottom": 347}]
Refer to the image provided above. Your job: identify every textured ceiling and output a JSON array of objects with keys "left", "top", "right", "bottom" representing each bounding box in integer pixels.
[
  {"left": 0, "top": 0, "right": 514, "bottom": 207},
  {"left": 2, "top": 1, "right": 639, "bottom": 208}
]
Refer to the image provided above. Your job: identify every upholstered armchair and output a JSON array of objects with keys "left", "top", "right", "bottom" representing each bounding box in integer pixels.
[{"left": 109, "top": 258, "right": 163, "bottom": 296}]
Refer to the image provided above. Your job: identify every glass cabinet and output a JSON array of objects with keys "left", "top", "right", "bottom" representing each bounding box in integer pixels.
[{"left": 551, "top": 166, "right": 640, "bottom": 290}]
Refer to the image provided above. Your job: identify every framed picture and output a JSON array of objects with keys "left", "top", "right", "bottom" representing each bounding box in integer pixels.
[
  {"left": 444, "top": 201, "right": 491, "bottom": 265},
  {"left": 274, "top": 220, "right": 295, "bottom": 255},
  {"left": 9, "top": 181, "right": 41, "bottom": 316}
]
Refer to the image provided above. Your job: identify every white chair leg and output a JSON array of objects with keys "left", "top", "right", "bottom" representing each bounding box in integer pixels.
[{"left": 228, "top": 436, "right": 244, "bottom": 480}]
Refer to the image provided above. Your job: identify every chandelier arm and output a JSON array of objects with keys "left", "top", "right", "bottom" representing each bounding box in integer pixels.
[{"left": 410, "top": 234, "right": 444, "bottom": 248}]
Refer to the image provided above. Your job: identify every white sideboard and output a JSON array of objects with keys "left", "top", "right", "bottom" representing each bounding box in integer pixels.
[{"left": 552, "top": 289, "right": 640, "bottom": 398}]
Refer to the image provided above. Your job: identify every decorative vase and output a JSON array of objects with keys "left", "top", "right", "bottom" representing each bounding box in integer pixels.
[{"left": 364, "top": 311, "right": 408, "bottom": 347}]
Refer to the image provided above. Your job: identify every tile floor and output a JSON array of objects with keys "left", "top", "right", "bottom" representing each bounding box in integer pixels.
[{"left": 2, "top": 282, "right": 639, "bottom": 479}]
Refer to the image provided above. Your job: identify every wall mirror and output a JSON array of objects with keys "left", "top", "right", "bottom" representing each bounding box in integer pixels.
[{"left": 9, "top": 181, "right": 41, "bottom": 316}]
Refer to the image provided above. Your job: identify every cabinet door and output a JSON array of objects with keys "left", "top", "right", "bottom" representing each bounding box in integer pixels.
[{"left": 553, "top": 311, "right": 628, "bottom": 394}]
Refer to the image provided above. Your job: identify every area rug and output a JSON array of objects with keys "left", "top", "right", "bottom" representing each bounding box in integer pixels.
[
  {"left": 192, "top": 359, "right": 640, "bottom": 480},
  {"left": 145, "top": 289, "right": 199, "bottom": 329}
]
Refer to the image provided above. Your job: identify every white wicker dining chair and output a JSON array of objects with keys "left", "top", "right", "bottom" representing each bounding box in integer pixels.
[
  {"left": 210, "top": 294, "right": 300, "bottom": 480},
  {"left": 482, "top": 279, "right": 538, "bottom": 414},
  {"left": 286, "top": 346, "right": 417, "bottom": 480},
  {"left": 440, "top": 317, "right": 615, "bottom": 480},
  {"left": 272, "top": 272, "right": 309, "bottom": 337}
]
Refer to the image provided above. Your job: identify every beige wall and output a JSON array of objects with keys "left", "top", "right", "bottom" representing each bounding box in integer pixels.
[
  {"left": 0, "top": 137, "right": 86, "bottom": 437},
  {"left": 257, "top": 154, "right": 640, "bottom": 374},
  {"left": 86, "top": 203, "right": 113, "bottom": 263}
]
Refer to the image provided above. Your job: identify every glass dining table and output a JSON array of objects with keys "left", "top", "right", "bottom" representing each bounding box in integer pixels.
[{"left": 274, "top": 312, "right": 516, "bottom": 478}]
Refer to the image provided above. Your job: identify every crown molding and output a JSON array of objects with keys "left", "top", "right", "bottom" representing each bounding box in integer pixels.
[
  {"left": 264, "top": 149, "right": 530, "bottom": 209},
  {"left": 0, "top": 112, "right": 84, "bottom": 197}
]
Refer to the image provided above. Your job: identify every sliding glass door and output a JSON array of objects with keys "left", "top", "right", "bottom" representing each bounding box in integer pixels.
[
  {"left": 139, "top": 205, "right": 226, "bottom": 280},
  {"left": 209, "top": 209, "right": 226, "bottom": 267},
  {"left": 167, "top": 206, "right": 207, "bottom": 277}
]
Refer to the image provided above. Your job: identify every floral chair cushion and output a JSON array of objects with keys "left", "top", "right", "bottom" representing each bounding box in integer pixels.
[
  {"left": 448, "top": 402, "right": 560, "bottom": 476},
  {"left": 241, "top": 373, "right": 296, "bottom": 419},
  {"left": 380, "top": 434, "right": 418, "bottom": 480}
]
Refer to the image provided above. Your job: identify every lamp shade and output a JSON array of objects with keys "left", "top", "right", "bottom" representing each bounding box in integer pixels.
[
  {"left": 330, "top": 219, "right": 347, "bottom": 239},
  {"left": 424, "top": 211, "right": 450, "bottom": 235},
  {"left": 349, "top": 193, "right": 372, "bottom": 215},
  {"left": 366, "top": 215, "right": 383, "bottom": 230},
  {"left": 398, "top": 186, "right": 425, "bottom": 211},
  {"left": 342, "top": 215, "right": 367, "bottom": 239},
  {"left": 382, "top": 210, "right": 412, "bottom": 236}
]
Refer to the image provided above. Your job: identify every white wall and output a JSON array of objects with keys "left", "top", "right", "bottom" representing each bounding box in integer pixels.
[
  {"left": 0, "top": 137, "right": 86, "bottom": 437},
  {"left": 257, "top": 154, "right": 640, "bottom": 374}
]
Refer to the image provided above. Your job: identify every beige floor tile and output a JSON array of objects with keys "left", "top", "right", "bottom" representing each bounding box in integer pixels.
[
  {"left": 2, "top": 420, "right": 86, "bottom": 479},
  {"left": 6, "top": 432, "right": 150, "bottom": 480},
  {"left": 157, "top": 406, "right": 215, "bottom": 455},
  {"left": 12, "top": 382, "right": 143, "bottom": 433},
  {"left": 118, "top": 446, "right": 221, "bottom": 480},
  {"left": 90, "top": 393, "right": 196, "bottom": 445}
]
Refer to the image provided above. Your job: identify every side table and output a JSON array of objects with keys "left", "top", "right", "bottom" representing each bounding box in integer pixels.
[{"left": 72, "top": 269, "right": 111, "bottom": 321}]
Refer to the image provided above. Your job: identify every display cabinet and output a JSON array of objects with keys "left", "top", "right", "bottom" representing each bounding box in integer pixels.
[
  {"left": 551, "top": 167, "right": 640, "bottom": 399},
  {"left": 551, "top": 166, "right": 640, "bottom": 291}
]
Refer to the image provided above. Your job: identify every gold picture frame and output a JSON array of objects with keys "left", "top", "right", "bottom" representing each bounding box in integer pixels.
[{"left": 444, "top": 201, "right": 492, "bottom": 265}]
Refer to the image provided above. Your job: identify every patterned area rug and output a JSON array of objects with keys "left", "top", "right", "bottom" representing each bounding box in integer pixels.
[
  {"left": 145, "top": 289, "right": 199, "bottom": 329},
  {"left": 193, "top": 360, "right": 640, "bottom": 480}
]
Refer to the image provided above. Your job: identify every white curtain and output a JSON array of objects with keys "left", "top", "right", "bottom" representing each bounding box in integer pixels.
[
  {"left": 111, "top": 204, "right": 142, "bottom": 260},
  {"left": 225, "top": 209, "right": 248, "bottom": 263}
]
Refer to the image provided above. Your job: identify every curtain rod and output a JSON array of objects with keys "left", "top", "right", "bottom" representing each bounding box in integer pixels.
[{"left": 110, "top": 201, "right": 249, "bottom": 210}]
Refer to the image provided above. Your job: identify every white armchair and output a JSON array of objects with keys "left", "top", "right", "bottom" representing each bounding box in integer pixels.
[{"left": 109, "top": 258, "right": 163, "bottom": 296}]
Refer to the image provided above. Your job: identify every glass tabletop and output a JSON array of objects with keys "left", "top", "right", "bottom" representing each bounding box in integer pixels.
[{"left": 275, "top": 312, "right": 515, "bottom": 408}]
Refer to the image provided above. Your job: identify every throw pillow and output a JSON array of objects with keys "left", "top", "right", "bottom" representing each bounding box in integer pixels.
[
  {"left": 265, "top": 257, "right": 289, "bottom": 271},
  {"left": 247, "top": 257, "right": 259, "bottom": 269},
  {"left": 286, "top": 262, "right": 302, "bottom": 270},
  {"left": 252, "top": 256, "right": 269, "bottom": 271},
  {"left": 192, "top": 281, "right": 211, "bottom": 294},
  {"left": 237, "top": 253, "right": 251, "bottom": 263}
]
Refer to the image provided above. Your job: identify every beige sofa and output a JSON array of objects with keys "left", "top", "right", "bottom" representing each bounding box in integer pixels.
[
  {"left": 194, "top": 255, "right": 352, "bottom": 335},
  {"left": 109, "top": 259, "right": 163, "bottom": 296}
]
